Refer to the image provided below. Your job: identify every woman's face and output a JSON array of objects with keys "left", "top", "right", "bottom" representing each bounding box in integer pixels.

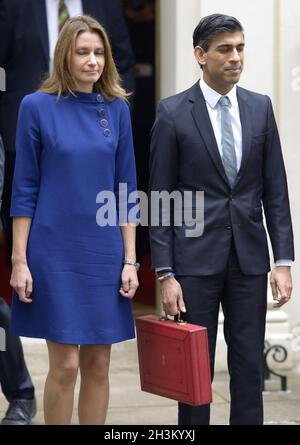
[{"left": 70, "top": 31, "right": 105, "bottom": 93}]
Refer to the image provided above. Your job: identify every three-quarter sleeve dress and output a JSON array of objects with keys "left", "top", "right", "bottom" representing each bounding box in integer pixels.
[{"left": 10, "top": 91, "right": 138, "bottom": 344}]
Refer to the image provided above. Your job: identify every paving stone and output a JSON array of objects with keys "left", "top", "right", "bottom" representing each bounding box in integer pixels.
[{"left": 0, "top": 339, "right": 299, "bottom": 425}]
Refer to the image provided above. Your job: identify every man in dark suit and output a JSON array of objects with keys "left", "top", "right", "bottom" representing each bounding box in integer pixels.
[
  {"left": 0, "top": 0, "right": 135, "bottom": 254},
  {"left": 0, "top": 298, "right": 37, "bottom": 425},
  {"left": 149, "top": 14, "right": 294, "bottom": 425}
]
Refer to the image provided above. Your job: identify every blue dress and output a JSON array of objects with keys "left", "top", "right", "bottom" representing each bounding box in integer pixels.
[{"left": 10, "top": 91, "right": 138, "bottom": 344}]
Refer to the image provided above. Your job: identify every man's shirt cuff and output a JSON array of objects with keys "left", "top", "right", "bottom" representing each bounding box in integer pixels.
[{"left": 275, "top": 259, "right": 293, "bottom": 267}]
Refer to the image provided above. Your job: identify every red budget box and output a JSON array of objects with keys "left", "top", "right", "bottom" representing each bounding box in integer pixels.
[{"left": 136, "top": 314, "right": 212, "bottom": 406}]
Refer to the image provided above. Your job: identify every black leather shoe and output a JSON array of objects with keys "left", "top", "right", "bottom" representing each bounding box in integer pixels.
[{"left": 1, "top": 398, "right": 37, "bottom": 425}]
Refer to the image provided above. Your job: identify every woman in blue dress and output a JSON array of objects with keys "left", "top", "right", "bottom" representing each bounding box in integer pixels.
[{"left": 9, "top": 15, "right": 139, "bottom": 425}]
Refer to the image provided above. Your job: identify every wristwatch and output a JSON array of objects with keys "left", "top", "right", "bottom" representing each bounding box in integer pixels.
[
  {"left": 157, "top": 272, "right": 175, "bottom": 281},
  {"left": 123, "top": 259, "right": 140, "bottom": 271}
]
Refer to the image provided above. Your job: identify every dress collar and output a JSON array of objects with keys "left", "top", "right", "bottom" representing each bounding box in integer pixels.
[{"left": 62, "top": 91, "right": 106, "bottom": 103}]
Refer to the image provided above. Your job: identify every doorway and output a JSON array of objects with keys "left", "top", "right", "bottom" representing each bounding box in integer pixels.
[{"left": 122, "top": 0, "right": 157, "bottom": 310}]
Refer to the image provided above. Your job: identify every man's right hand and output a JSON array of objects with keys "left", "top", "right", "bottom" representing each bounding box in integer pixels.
[{"left": 159, "top": 277, "right": 186, "bottom": 316}]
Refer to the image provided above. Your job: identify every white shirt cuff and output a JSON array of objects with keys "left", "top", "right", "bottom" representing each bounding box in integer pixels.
[{"left": 275, "top": 259, "right": 293, "bottom": 267}]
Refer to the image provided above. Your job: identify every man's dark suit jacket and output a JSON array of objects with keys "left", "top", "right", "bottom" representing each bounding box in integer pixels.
[
  {"left": 0, "top": 0, "right": 135, "bottom": 153},
  {"left": 149, "top": 81, "right": 294, "bottom": 276}
]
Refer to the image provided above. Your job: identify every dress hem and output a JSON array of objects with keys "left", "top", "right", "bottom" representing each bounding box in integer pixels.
[{"left": 11, "top": 330, "right": 136, "bottom": 345}]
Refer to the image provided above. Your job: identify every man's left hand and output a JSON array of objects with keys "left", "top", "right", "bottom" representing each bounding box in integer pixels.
[{"left": 270, "top": 266, "right": 293, "bottom": 308}]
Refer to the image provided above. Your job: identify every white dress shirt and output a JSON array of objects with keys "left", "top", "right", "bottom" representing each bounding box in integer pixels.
[
  {"left": 46, "top": 0, "right": 83, "bottom": 72},
  {"left": 199, "top": 77, "right": 242, "bottom": 171}
]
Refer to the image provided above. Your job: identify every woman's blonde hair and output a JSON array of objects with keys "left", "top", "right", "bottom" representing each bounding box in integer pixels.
[{"left": 39, "top": 15, "right": 129, "bottom": 101}]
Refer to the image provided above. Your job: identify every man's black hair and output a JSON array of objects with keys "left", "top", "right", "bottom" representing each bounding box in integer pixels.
[{"left": 193, "top": 13, "right": 244, "bottom": 51}]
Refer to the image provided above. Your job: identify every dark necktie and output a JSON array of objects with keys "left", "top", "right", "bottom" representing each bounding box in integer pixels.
[{"left": 58, "top": 0, "right": 70, "bottom": 33}]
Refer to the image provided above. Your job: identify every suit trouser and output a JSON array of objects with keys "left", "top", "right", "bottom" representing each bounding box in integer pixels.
[
  {"left": 177, "top": 242, "right": 267, "bottom": 425},
  {"left": 0, "top": 298, "right": 34, "bottom": 401}
]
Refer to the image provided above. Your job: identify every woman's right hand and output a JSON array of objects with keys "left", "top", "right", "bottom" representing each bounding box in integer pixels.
[{"left": 10, "top": 262, "right": 33, "bottom": 303}]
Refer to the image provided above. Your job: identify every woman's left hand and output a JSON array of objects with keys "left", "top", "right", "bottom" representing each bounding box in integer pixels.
[{"left": 120, "top": 265, "right": 139, "bottom": 299}]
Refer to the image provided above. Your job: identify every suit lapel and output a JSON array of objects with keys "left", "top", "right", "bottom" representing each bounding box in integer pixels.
[
  {"left": 190, "top": 83, "right": 230, "bottom": 187},
  {"left": 235, "top": 87, "right": 253, "bottom": 187},
  {"left": 33, "top": 0, "right": 49, "bottom": 66}
]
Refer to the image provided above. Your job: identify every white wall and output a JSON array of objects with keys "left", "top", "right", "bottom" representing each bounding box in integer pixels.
[
  {"left": 159, "top": 0, "right": 275, "bottom": 98},
  {"left": 200, "top": 0, "right": 275, "bottom": 98},
  {"left": 159, "top": 0, "right": 201, "bottom": 99},
  {"left": 279, "top": 0, "right": 300, "bottom": 330}
]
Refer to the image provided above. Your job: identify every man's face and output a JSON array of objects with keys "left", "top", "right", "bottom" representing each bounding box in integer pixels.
[{"left": 194, "top": 31, "right": 245, "bottom": 94}]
